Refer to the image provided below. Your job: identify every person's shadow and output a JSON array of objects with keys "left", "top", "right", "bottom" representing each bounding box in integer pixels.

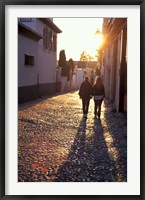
[
  {"left": 54, "top": 117, "right": 115, "bottom": 182},
  {"left": 92, "top": 118, "right": 116, "bottom": 181},
  {"left": 54, "top": 117, "right": 87, "bottom": 182}
]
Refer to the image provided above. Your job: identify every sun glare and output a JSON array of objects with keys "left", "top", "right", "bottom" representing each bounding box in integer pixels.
[
  {"left": 86, "top": 33, "right": 104, "bottom": 59},
  {"left": 53, "top": 18, "right": 103, "bottom": 61}
]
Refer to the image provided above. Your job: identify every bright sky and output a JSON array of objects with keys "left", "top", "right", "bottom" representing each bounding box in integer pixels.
[{"left": 53, "top": 18, "right": 103, "bottom": 61}]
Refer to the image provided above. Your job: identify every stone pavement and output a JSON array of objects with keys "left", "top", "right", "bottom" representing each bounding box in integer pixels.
[{"left": 18, "top": 91, "right": 127, "bottom": 182}]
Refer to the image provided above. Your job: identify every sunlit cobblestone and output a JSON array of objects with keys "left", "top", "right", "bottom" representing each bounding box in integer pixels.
[{"left": 18, "top": 91, "right": 127, "bottom": 182}]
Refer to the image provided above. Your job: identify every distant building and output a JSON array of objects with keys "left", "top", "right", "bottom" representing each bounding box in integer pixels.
[
  {"left": 18, "top": 18, "right": 62, "bottom": 103},
  {"left": 77, "top": 61, "right": 87, "bottom": 69}
]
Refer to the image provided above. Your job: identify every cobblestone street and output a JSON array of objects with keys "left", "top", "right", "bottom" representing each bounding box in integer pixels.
[{"left": 18, "top": 90, "right": 127, "bottom": 182}]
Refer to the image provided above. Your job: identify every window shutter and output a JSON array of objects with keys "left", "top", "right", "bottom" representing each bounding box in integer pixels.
[
  {"left": 53, "top": 35, "right": 56, "bottom": 52},
  {"left": 48, "top": 31, "right": 53, "bottom": 51},
  {"left": 43, "top": 27, "right": 49, "bottom": 48},
  {"left": 46, "top": 28, "right": 49, "bottom": 48}
]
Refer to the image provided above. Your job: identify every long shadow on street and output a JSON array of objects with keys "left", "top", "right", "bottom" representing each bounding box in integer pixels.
[
  {"left": 54, "top": 117, "right": 117, "bottom": 182},
  {"left": 103, "top": 101, "right": 127, "bottom": 182}
]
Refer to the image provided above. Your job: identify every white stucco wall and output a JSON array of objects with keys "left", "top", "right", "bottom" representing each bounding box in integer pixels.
[
  {"left": 105, "top": 36, "right": 121, "bottom": 111},
  {"left": 19, "top": 18, "right": 59, "bottom": 92},
  {"left": 115, "top": 35, "right": 121, "bottom": 112},
  {"left": 76, "top": 69, "right": 84, "bottom": 89},
  {"left": 36, "top": 19, "right": 57, "bottom": 84},
  {"left": 71, "top": 74, "right": 77, "bottom": 90},
  {"left": 104, "top": 46, "right": 111, "bottom": 99},
  {"left": 18, "top": 34, "right": 38, "bottom": 87},
  {"left": 37, "top": 49, "right": 57, "bottom": 84}
]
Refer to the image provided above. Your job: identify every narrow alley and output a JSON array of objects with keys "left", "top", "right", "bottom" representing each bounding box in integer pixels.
[{"left": 18, "top": 91, "right": 127, "bottom": 182}]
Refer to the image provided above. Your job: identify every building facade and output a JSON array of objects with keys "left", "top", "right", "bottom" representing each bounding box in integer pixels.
[
  {"left": 18, "top": 18, "right": 62, "bottom": 103},
  {"left": 101, "top": 18, "right": 127, "bottom": 112}
]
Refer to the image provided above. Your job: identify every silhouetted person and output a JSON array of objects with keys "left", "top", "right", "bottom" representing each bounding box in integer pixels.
[
  {"left": 93, "top": 77, "right": 105, "bottom": 118},
  {"left": 79, "top": 76, "right": 92, "bottom": 118}
]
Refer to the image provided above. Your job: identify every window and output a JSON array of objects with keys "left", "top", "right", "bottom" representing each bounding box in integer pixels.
[
  {"left": 24, "top": 54, "right": 34, "bottom": 66},
  {"left": 43, "top": 27, "right": 48, "bottom": 48},
  {"left": 43, "top": 27, "right": 57, "bottom": 52},
  {"left": 48, "top": 32, "right": 57, "bottom": 52},
  {"left": 48, "top": 31, "right": 53, "bottom": 51}
]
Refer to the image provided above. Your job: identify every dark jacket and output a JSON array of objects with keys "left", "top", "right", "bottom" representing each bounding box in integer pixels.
[
  {"left": 93, "top": 84, "right": 105, "bottom": 97},
  {"left": 79, "top": 80, "right": 93, "bottom": 100}
]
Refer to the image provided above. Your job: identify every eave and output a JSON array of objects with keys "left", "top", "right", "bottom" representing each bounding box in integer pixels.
[
  {"left": 39, "top": 18, "right": 62, "bottom": 33},
  {"left": 18, "top": 22, "right": 43, "bottom": 41}
]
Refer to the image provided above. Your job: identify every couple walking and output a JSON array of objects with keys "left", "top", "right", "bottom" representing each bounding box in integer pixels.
[{"left": 79, "top": 76, "right": 105, "bottom": 119}]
